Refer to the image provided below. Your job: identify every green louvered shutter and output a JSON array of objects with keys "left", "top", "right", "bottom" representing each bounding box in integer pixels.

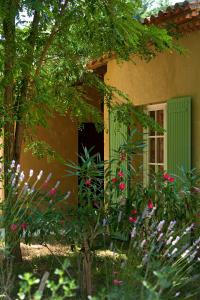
[
  {"left": 167, "top": 97, "right": 191, "bottom": 176},
  {"left": 109, "top": 109, "right": 128, "bottom": 198}
]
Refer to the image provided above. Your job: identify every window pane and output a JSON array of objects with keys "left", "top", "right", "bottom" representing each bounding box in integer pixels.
[
  {"left": 158, "top": 165, "right": 164, "bottom": 175},
  {"left": 149, "top": 165, "right": 155, "bottom": 184},
  {"left": 157, "top": 110, "right": 164, "bottom": 136},
  {"left": 149, "top": 138, "right": 155, "bottom": 163},
  {"left": 149, "top": 111, "right": 155, "bottom": 135},
  {"left": 157, "top": 138, "right": 164, "bottom": 163},
  {"left": 157, "top": 110, "right": 164, "bottom": 127}
]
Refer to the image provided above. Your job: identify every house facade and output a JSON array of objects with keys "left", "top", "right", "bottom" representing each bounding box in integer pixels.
[
  {"left": 19, "top": 1, "right": 200, "bottom": 203},
  {"left": 99, "top": 1, "right": 200, "bottom": 180}
]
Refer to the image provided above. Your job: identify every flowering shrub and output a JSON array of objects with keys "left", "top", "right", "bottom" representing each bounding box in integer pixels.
[
  {"left": 1, "top": 161, "right": 70, "bottom": 255},
  {"left": 131, "top": 169, "right": 200, "bottom": 224}
]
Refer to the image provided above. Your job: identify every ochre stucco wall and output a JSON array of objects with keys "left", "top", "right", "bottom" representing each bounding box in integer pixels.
[
  {"left": 20, "top": 114, "right": 78, "bottom": 205},
  {"left": 20, "top": 87, "right": 102, "bottom": 205},
  {"left": 104, "top": 30, "right": 200, "bottom": 168}
]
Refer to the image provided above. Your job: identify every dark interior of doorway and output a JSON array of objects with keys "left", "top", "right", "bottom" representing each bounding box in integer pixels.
[{"left": 78, "top": 123, "right": 104, "bottom": 163}]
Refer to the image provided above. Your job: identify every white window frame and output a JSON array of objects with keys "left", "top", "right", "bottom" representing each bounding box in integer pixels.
[{"left": 143, "top": 103, "right": 167, "bottom": 185}]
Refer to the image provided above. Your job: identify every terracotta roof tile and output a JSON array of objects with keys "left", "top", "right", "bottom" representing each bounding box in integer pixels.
[{"left": 144, "top": 1, "right": 200, "bottom": 33}]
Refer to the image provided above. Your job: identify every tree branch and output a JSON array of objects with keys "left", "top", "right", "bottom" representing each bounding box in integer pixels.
[
  {"left": 34, "top": 0, "right": 68, "bottom": 76},
  {"left": 13, "top": 9, "right": 40, "bottom": 162}
]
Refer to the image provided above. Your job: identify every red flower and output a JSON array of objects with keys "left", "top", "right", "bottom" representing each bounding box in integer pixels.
[
  {"left": 85, "top": 179, "right": 91, "bottom": 187},
  {"left": 148, "top": 200, "right": 153, "bottom": 209},
  {"left": 21, "top": 223, "right": 27, "bottom": 230},
  {"left": 111, "top": 177, "right": 118, "bottom": 183},
  {"left": 169, "top": 177, "right": 174, "bottom": 183},
  {"left": 163, "top": 173, "right": 170, "bottom": 180},
  {"left": 113, "top": 279, "right": 123, "bottom": 286},
  {"left": 50, "top": 188, "right": 57, "bottom": 196},
  {"left": 118, "top": 171, "right": 124, "bottom": 177},
  {"left": 129, "top": 216, "right": 137, "bottom": 223},
  {"left": 119, "top": 182, "right": 126, "bottom": 191},
  {"left": 10, "top": 224, "right": 17, "bottom": 232},
  {"left": 131, "top": 209, "right": 137, "bottom": 215}
]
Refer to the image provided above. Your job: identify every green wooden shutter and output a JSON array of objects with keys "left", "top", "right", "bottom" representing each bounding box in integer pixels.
[
  {"left": 109, "top": 110, "right": 128, "bottom": 174},
  {"left": 167, "top": 97, "right": 191, "bottom": 176},
  {"left": 109, "top": 109, "right": 128, "bottom": 201}
]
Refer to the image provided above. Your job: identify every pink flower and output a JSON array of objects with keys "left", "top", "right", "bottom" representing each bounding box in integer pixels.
[
  {"left": 10, "top": 224, "right": 17, "bottom": 232},
  {"left": 129, "top": 216, "right": 137, "bottom": 223},
  {"left": 21, "top": 223, "right": 27, "bottom": 230},
  {"left": 119, "top": 182, "right": 126, "bottom": 191},
  {"left": 118, "top": 171, "right": 124, "bottom": 177},
  {"left": 50, "top": 188, "right": 57, "bottom": 196},
  {"left": 85, "top": 179, "right": 91, "bottom": 187},
  {"left": 111, "top": 177, "right": 118, "bottom": 183},
  {"left": 163, "top": 173, "right": 170, "bottom": 180},
  {"left": 113, "top": 279, "right": 123, "bottom": 286},
  {"left": 169, "top": 177, "right": 174, "bottom": 183},
  {"left": 131, "top": 209, "right": 137, "bottom": 215},
  {"left": 148, "top": 200, "right": 153, "bottom": 209}
]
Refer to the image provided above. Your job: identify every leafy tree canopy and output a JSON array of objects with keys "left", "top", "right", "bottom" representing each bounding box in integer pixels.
[{"left": 0, "top": 0, "right": 178, "bottom": 161}]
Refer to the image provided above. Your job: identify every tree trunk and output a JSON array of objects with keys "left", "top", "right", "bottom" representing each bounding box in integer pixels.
[
  {"left": 83, "top": 239, "right": 92, "bottom": 297},
  {"left": 3, "top": 0, "right": 23, "bottom": 263}
]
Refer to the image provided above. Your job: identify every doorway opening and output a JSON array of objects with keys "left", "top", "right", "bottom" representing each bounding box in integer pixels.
[{"left": 78, "top": 123, "right": 104, "bottom": 162}]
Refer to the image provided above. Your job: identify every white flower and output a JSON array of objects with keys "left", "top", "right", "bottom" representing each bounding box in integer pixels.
[
  {"left": 16, "top": 164, "right": 20, "bottom": 173},
  {"left": 167, "top": 220, "right": 176, "bottom": 232},
  {"left": 19, "top": 171, "right": 25, "bottom": 182},
  {"left": 11, "top": 178, "right": 16, "bottom": 187},
  {"left": 131, "top": 227, "right": 136, "bottom": 238},
  {"left": 183, "top": 224, "right": 194, "bottom": 235},
  {"left": 193, "top": 237, "right": 200, "bottom": 246},
  {"left": 175, "top": 292, "right": 180, "bottom": 297},
  {"left": 54, "top": 181, "right": 60, "bottom": 189},
  {"left": 30, "top": 188, "right": 35, "bottom": 194},
  {"left": 157, "top": 233, "right": 163, "bottom": 241},
  {"left": 22, "top": 183, "right": 28, "bottom": 194},
  {"left": 181, "top": 249, "right": 190, "bottom": 259},
  {"left": 64, "top": 191, "right": 71, "bottom": 200},
  {"left": 10, "top": 160, "right": 15, "bottom": 168},
  {"left": 141, "top": 207, "right": 148, "bottom": 219},
  {"left": 46, "top": 173, "right": 52, "bottom": 182},
  {"left": 37, "top": 170, "right": 43, "bottom": 180},
  {"left": 142, "top": 254, "right": 148, "bottom": 264},
  {"left": 118, "top": 211, "right": 122, "bottom": 223},
  {"left": 29, "top": 169, "right": 34, "bottom": 177},
  {"left": 140, "top": 239, "right": 146, "bottom": 248},
  {"left": 166, "top": 236, "right": 173, "bottom": 245},
  {"left": 172, "top": 236, "right": 180, "bottom": 246},
  {"left": 171, "top": 248, "right": 178, "bottom": 256},
  {"left": 157, "top": 220, "right": 165, "bottom": 232},
  {"left": 102, "top": 218, "right": 107, "bottom": 226},
  {"left": 189, "top": 251, "right": 197, "bottom": 262}
]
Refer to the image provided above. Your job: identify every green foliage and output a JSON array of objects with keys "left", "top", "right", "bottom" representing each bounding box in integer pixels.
[
  {"left": 24, "top": 140, "right": 63, "bottom": 162},
  {"left": 17, "top": 261, "right": 77, "bottom": 300},
  {"left": 0, "top": 0, "right": 178, "bottom": 161}
]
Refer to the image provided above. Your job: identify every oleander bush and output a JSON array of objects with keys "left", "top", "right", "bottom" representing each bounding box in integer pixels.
[{"left": 1, "top": 142, "right": 200, "bottom": 299}]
